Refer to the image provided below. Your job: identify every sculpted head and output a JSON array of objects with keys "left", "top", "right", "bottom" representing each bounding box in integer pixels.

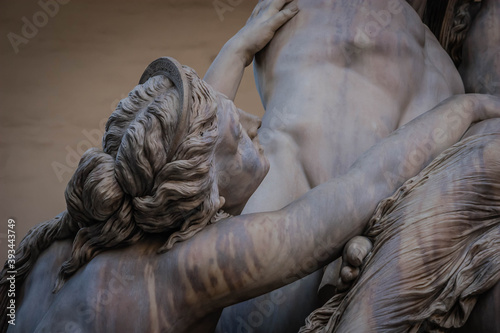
[
  {"left": 54, "top": 59, "right": 268, "bottom": 291},
  {"left": 214, "top": 95, "right": 269, "bottom": 214}
]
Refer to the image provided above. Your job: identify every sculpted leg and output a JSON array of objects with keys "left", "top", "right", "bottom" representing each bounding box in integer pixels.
[{"left": 302, "top": 120, "right": 500, "bottom": 332}]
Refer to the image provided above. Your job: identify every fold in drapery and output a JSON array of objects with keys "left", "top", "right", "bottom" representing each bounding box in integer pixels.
[{"left": 301, "top": 132, "right": 500, "bottom": 333}]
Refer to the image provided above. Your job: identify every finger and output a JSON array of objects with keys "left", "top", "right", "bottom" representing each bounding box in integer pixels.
[
  {"left": 264, "top": 5, "right": 299, "bottom": 31},
  {"left": 238, "top": 108, "right": 261, "bottom": 140},
  {"left": 335, "top": 277, "right": 351, "bottom": 292},
  {"left": 340, "top": 265, "right": 360, "bottom": 283},
  {"left": 343, "top": 236, "right": 373, "bottom": 267},
  {"left": 250, "top": 1, "right": 265, "bottom": 19},
  {"left": 271, "top": 0, "right": 295, "bottom": 11}
]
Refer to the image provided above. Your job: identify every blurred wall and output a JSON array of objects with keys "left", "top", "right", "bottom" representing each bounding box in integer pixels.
[{"left": 0, "top": 0, "right": 262, "bottom": 263}]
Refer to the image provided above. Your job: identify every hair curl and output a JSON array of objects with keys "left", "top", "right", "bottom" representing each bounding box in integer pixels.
[
  {"left": 0, "top": 65, "right": 225, "bottom": 307},
  {"left": 424, "top": 0, "right": 480, "bottom": 66}
]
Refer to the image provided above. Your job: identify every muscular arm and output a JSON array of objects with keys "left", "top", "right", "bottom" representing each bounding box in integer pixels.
[
  {"left": 174, "top": 94, "right": 500, "bottom": 315},
  {"left": 203, "top": 39, "right": 248, "bottom": 101}
]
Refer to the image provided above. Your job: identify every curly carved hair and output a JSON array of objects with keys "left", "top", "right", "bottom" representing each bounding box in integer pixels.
[
  {"left": 0, "top": 65, "right": 225, "bottom": 303},
  {"left": 424, "top": 0, "right": 481, "bottom": 66}
]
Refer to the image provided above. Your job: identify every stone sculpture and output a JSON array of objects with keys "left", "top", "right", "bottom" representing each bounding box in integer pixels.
[
  {"left": 1, "top": 1, "right": 499, "bottom": 332},
  {"left": 218, "top": 0, "right": 500, "bottom": 332}
]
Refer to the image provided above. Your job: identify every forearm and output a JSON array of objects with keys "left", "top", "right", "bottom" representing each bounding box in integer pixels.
[
  {"left": 184, "top": 177, "right": 361, "bottom": 311},
  {"left": 267, "top": 95, "right": 500, "bottom": 287},
  {"left": 204, "top": 38, "right": 247, "bottom": 101},
  {"left": 353, "top": 95, "right": 500, "bottom": 197}
]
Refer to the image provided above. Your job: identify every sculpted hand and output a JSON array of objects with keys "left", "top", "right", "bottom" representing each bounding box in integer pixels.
[
  {"left": 204, "top": 0, "right": 298, "bottom": 100},
  {"left": 319, "top": 236, "right": 372, "bottom": 298},
  {"left": 338, "top": 236, "right": 373, "bottom": 289},
  {"left": 233, "top": 0, "right": 299, "bottom": 66}
]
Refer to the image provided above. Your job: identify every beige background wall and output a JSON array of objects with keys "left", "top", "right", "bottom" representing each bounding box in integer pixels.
[{"left": 0, "top": 0, "right": 263, "bottom": 263}]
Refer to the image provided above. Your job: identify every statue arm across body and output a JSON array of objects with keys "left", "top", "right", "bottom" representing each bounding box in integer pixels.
[
  {"left": 172, "top": 94, "right": 500, "bottom": 316},
  {"left": 191, "top": 1, "right": 500, "bottom": 315}
]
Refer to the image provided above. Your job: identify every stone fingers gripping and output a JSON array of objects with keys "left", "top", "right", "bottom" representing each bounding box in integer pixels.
[
  {"left": 266, "top": 3, "right": 299, "bottom": 31},
  {"left": 318, "top": 236, "right": 373, "bottom": 296},
  {"left": 271, "top": 0, "right": 296, "bottom": 11},
  {"left": 253, "top": 0, "right": 297, "bottom": 19},
  {"left": 342, "top": 236, "right": 373, "bottom": 268},
  {"left": 330, "top": 236, "right": 373, "bottom": 287},
  {"left": 250, "top": 1, "right": 265, "bottom": 19}
]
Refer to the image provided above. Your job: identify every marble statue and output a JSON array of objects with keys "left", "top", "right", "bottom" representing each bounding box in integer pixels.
[
  {"left": 217, "top": 0, "right": 500, "bottom": 332},
  {"left": 299, "top": 1, "right": 500, "bottom": 332},
  {"left": 0, "top": 0, "right": 499, "bottom": 332}
]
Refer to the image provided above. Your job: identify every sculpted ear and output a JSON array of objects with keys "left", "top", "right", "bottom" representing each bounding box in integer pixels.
[
  {"left": 238, "top": 107, "right": 262, "bottom": 140},
  {"left": 219, "top": 196, "right": 226, "bottom": 210}
]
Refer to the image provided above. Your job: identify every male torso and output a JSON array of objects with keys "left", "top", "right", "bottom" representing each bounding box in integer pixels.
[{"left": 218, "top": 0, "right": 464, "bottom": 331}]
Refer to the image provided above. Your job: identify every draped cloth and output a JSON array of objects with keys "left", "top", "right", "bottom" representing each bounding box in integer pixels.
[{"left": 301, "top": 132, "right": 500, "bottom": 333}]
